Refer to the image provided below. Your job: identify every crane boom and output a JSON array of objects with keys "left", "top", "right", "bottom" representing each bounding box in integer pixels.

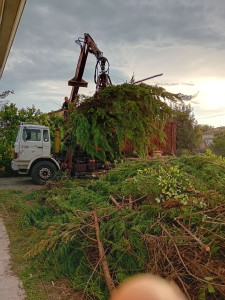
[{"left": 68, "top": 33, "right": 111, "bottom": 102}]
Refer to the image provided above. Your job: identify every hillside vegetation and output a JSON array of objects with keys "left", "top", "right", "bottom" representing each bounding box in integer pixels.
[{"left": 2, "top": 153, "right": 225, "bottom": 299}]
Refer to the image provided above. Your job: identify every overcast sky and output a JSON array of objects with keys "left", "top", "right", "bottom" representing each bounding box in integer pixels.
[{"left": 1, "top": 0, "right": 225, "bottom": 126}]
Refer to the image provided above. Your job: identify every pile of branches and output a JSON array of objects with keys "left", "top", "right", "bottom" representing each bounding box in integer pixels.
[
  {"left": 68, "top": 83, "right": 183, "bottom": 160},
  {"left": 143, "top": 213, "right": 225, "bottom": 299},
  {"left": 24, "top": 155, "right": 225, "bottom": 299}
]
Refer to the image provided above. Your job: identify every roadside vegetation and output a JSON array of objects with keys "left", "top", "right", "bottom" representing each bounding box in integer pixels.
[{"left": 0, "top": 153, "right": 225, "bottom": 299}]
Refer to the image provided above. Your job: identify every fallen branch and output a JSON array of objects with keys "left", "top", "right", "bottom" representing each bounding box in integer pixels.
[
  {"left": 174, "top": 218, "right": 210, "bottom": 252},
  {"left": 109, "top": 195, "right": 121, "bottom": 209},
  {"left": 83, "top": 256, "right": 102, "bottom": 297},
  {"left": 159, "top": 243, "right": 191, "bottom": 300},
  {"left": 79, "top": 228, "right": 97, "bottom": 243},
  {"left": 128, "top": 194, "right": 147, "bottom": 205},
  {"left": 160, "top": 222, "right": 216, "bottom": 286},
  {"left": 92, "top": 210, "right": 115, "bottom": 295},
  {"left": 175, "top": 205, "right": 225, "bottom": 220},
  {"left": 109, "top": 194, "right": 147, "bottom": 210}
]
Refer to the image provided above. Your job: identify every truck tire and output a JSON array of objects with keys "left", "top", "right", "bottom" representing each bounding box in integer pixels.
[{"left": 31, "top": 161, "right": 57, "bottom": 185}]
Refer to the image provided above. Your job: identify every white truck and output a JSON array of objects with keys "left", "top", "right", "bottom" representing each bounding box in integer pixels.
[{"left": 11, "top": 123, "right": 60, "bottom": 184}]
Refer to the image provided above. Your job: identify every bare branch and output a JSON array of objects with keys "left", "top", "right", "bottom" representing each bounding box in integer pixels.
[
  {"left": 92, "top": 210, "right": 115, "bottom": 294},
  {"left": 109, "top": 195, "right": 121, "bottom": 209},
  {"left": 174, "top": 218, "right": 210, "bottom": 252}
]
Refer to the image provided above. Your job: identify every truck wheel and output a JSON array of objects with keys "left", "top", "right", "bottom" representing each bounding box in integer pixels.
[{"left": 31, "top": 161, "right": 57, "bottom": 185}]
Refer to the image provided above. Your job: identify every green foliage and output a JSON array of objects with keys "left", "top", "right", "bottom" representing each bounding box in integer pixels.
[
  {"left": 199, "top": 124, "right": 214, "bottom": 133},
  {"left": 137, "top": 165, "right": 193, "bottom": 205},
  {"left": 70, "top": 83, "right": 183, "bottom": 160},
  {"left": 198, "top": 277, "right": 216, "bottom": 300},
  {"left": 172, "top": 151, "right": 225, "bottom": 195},
  {"left": 173, "top": 103, "right": 202, "bottom": 155},
  {"left": 211, "top": 129, "right": 225, "bottom": 157}
]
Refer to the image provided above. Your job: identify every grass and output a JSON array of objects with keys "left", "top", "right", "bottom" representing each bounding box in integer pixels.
[
  {"left": 0, "top": 186, "right": 85, "bottom": 300},
  {"left": 0, "top": 190, "right": 47, "bottom": 300}
]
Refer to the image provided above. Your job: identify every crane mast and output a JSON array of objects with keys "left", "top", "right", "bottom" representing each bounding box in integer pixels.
[{"left": 68, "top": 33, "right": 112, "bottom": 102}]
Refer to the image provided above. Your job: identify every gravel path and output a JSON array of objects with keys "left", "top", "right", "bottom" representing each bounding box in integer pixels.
[
  {"left": 0, "top": 216, "right": 26, "bottom": 299},
  {"left": 0, "top": 176, "right": 44, "bottom": 192}
]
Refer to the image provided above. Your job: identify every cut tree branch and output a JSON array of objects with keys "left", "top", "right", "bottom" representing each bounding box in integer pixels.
[
  {"left": 174, "top": 218, "right": 210, "bottom": 252},
  {"left": 92, "top": 210, "right": 115, "bottom": 295},
  {"left": 109, "top": 195, "right": 121, "bottom": 209}
]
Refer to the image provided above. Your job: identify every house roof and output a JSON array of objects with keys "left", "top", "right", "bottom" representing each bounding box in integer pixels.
[
  {"left": 0, "top": 0, "right": 27, "bottom": 78},
  {"left": 203, "top": 126, "right": 225, "bottom": 137}
]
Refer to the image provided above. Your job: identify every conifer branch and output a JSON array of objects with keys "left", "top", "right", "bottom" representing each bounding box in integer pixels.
[{"left": 79, "top": 228, "right": 97, "bottom": 243}]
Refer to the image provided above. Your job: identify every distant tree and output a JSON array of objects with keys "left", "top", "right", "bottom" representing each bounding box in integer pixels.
[
  {"left": 211, "top": 130, "right": 225, "bottom": 157},
  {"left": 173, "top": 104, "right": 202, "bottom": 155},
  {"left": 0, "top": 104, "right": 47, "bottom": 144},
  {"left": 0, "top": 103, "right": 19, "bottom": 174},
  {"left": 0, "top": 90, "right": 14, "bottom": 108},
  {"left": 199, "top": 124, "right": 214, "bottom": 133},
  {"left": 0, "top": 103, "right": 63, "bottom": 175},
  {"left": 0, "top": 90, "right": 14, "bottom": 99}
]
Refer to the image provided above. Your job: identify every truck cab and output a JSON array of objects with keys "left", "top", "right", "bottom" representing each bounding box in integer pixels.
[{"left": 12, "top": 123, "right": 60, "bottom": 184}]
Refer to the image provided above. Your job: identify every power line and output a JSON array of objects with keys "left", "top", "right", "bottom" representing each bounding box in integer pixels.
[{"left": 198, "top": 113, "right": 225, "bottom": 119}]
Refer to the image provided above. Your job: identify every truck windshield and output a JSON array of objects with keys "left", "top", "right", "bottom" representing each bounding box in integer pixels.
[{"left": 23, "top": 128, "right": 41, "bottom": 141}]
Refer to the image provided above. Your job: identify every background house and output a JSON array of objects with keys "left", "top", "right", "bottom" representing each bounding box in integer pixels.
[{"left": 202, "top": 126, "right": 225, "bottom": 146}]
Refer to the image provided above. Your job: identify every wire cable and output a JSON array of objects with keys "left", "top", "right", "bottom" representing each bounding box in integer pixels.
[{"left": 198, "top": 113, "right": 225, "bottom": 119}]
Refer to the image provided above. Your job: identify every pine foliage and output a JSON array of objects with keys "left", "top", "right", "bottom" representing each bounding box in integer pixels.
[
  {"left": 16, "top": 154, "right": 225, "bottom": 299},
  {"left": 69, "top": 83, "right": 183, "bottom": 160}
]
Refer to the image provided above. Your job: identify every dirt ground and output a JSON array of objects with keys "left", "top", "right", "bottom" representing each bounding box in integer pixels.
[{"left": 0, "top": 176, "right": 44, "bottom": 192}]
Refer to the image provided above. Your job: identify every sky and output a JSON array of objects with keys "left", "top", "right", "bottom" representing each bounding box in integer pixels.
[{"left": 1, "top": 0, "right": 225, "bottom": 127}]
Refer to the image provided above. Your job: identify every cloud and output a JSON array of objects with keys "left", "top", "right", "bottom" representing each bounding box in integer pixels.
[
  {"left": 1, "top": 0, "right": 225, "bottom": 127},
  {"left": 160, "top": 82, "right": 195, "bottom": 86}
]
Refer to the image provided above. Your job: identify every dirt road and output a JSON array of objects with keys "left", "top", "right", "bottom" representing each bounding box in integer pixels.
[{"left": 0, "top": 176, "right": 44, "bottom": 192}]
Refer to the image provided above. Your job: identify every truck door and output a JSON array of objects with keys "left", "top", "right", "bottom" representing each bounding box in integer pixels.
[
  {"left": 19, "top": 128, "right": 43, "bottom": 161},
  {"left": 42, "top": 129, "right": 51, "bottom": 156}
]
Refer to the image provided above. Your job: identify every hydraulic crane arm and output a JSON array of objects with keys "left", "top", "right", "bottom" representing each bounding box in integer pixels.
[{"left": 68, "top": 33, "right": 112, "bottom": 102}]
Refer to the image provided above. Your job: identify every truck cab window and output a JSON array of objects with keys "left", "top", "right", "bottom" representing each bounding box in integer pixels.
[
  {"left": 23, "top": 129, "right": 41, "bottom": 141},
  {"left": 43, "top": 130, "right": 49, "bottom": 142}
]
